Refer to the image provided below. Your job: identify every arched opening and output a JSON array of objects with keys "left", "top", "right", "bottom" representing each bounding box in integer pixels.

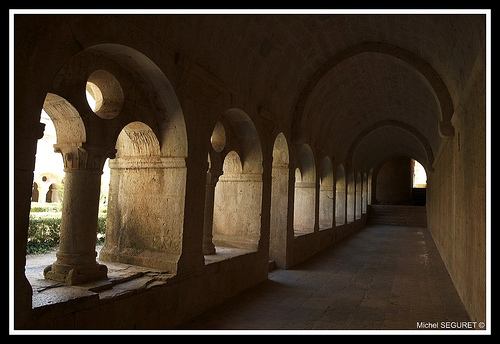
[
  {"left": 355, "top": 173, "right": 362, "bottom": 220},
  {"left": 211, "top": 109, "right": 263, "bottom": 251},
  {"left": 28, "top": 94, "right": 82, "bottom": 247},
  {"left": 36, "top": 93, "right": 113, "bottom": 285},
  {"left": 294, "top": 144, "right": 316, "bottom": 234},
  {"left": 411, "top": 159, "right": 427, "bottom": 206},
  {"left": 412, "top": 159, "right": 427, "bottom": 188},
  {"left": 347, "top": 173, "right": 355, "bottom": 223},
  {"left": 368, "top": 168, "right": 373, "bottom": 206},
  {"left": 201, "top": 124, "right": 225, "bottom": 256},
  {"left": 319, "top": 157, "right": 334, "bottom": 229},
  {"left": 335, "top": 164, "right": 346, "bottom": 226},
  {"left": 100, "top": 121, "right": 186, "bottom": 273},
  {"left": 80, "top": 44, "right": 189, "bottom": 274},
  {"left": 362, "top": 173, "right": 368, "bottom": 214},
  {"left": 270, "top": 133, "right": 290, "bottom": 268}
]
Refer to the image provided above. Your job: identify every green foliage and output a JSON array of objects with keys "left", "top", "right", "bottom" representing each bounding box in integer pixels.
[
  {"left": 26, "top": 217, "right": 61, "bottom": 254},
  {"left": 30, "top": 202, "right": 62, "bottom": 213},
  {"left": 26, "top": 215, "right": 107, "bottom": 255},
  {"left": 96, "top": 216, "right": 106, "bottom": 245}
]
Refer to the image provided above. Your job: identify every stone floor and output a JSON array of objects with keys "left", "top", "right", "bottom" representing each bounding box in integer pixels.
[{"left": 177, "top": 225, "right": 471, "bottom": 331}]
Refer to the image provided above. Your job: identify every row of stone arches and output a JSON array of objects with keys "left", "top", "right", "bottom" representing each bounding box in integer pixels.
[
  {"left": 31, "top": 173, "right": 62, "bottom": 203},
  {"left": 33, "top": 42, "right": 374, "bottom": 286},
  {"left": 292, "top": 148, "right": 371, "bottom": 232},
  {"left": 269, "top": 136, "right": 373, "bottom": 268}
]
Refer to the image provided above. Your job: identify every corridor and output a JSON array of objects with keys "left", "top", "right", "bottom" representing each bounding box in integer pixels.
[{"left": 178, "top": 225, "right": 470, "bottom": 330}]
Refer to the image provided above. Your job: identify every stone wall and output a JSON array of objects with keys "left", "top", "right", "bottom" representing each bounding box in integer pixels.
[
  {"left": 426, "top": 42, "right": 486, "bottom": 323},
  {"left": 375, "top": 157, "right": 413, "bottom": 205}
]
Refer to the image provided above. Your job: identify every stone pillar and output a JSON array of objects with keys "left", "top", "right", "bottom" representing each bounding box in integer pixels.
[
  {"left": 44, "top": 144, "right": 115, "bottom": 285},
  {"left": 202, "top": 169, "right": 221, "bottom": 255}
]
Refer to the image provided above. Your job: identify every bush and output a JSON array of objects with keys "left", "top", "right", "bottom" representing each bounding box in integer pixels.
[
  {"left": 26, "top": 217, "right": 61, "bottom": 254},
  {"left": 27, "top": 216, "right": 107, "bottom": 255}
]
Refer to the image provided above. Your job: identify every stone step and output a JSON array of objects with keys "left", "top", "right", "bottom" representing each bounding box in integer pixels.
[{"left": 368, "top": 205, "right": 427, "bottom": 227}]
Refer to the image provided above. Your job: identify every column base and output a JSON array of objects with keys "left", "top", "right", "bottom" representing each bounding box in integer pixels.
[
  {"left": 44, "top": 261, "right": 108, "bottom": 285},
  {"left": 202, "top": 237, "right": 216, "bottom": 255}
]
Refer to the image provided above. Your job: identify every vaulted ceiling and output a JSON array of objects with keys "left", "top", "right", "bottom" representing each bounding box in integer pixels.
[
  {"left": 151, "top": 14, "right": 484, "bottom": 171},
  {"left": 21, "top": 13, "right": 485, "bottom": 173}
]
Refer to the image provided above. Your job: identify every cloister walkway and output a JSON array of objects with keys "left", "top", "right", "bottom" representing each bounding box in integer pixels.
[{"left": 177, "top": 225, "right": 470, "bottom": 331}]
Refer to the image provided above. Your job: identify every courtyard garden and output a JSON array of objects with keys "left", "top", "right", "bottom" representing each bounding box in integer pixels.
[{"left": 27, "top": 202, "right": 107, "bottom": 254}]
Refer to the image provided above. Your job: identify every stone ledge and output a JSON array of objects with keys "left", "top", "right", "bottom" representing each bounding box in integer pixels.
[
  {"left": 29, "top": 260, "right": 173, "bottom": 316},
  {"left": 203, "top": 246, "right": 254, "bottom": 265}
]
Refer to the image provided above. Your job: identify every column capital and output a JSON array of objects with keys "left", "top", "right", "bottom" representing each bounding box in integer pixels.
[{"left": 54, "top": 143, "right": 116, "bottom": 174}]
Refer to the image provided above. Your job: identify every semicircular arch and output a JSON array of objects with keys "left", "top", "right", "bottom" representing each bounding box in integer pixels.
[
  {"left": 292, "top": 41, "right": 455, "bottom": 144},
  {"left": 85, "top": 43, "right": 188, "bottom": 158},
  {"left": 347, "top": 120, "right": 435, "bottom": 172},
  {"left": 42, "top": 93, "right": 86, "bottom": 145}
]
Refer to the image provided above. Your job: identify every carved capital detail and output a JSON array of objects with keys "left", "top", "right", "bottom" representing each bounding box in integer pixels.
[{"left": 54, "top": 143, "right": 116, "bottom": 174}]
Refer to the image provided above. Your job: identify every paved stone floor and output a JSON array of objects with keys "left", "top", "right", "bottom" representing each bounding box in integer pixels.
[{"left": 177, "top": 225, "right": 470, "bottom": 331}]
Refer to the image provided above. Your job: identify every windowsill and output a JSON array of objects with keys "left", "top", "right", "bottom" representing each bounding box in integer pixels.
[
  {"left": 203, "top": 246, "right": 255, "bottom": 265},
  {"left": 293, "top": 230, "right": 314, "bottom": 238},
  {"left": 26, "top": 246, "right": 173, "bottom": 311}
]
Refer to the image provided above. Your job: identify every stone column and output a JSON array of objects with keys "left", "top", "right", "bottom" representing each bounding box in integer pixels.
[
  {"left": 202, "top": 169, "right": 221, "bottom": 255},
  {"left": 44, "top": 143, "right": 115, "bottom": 285}
]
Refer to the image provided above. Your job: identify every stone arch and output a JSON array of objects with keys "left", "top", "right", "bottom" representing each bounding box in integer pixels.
[
  {"left": 293, "top": 144, "right": 316, "bottom": 233},
  {"left": 335, "top": 164, "right": 346, "bottom": 226},
  {"left": 319, "top": 157, "right": 334, "bottom": 229},
  {"left": 84, "top": 44, "right": 188, "bottom": 158},
  {"left": 115, "top": 121, "right": 161, "bottom": 158},
  {"left": 201, "top": 122, "right": 226, "bottom": 255},
  {"left": 100, "top": 118, "right": 187, "bottom": 273},
  {"left": 347, "top": 172, "right": 355, "bottom": 224},
  {"left": 292, "top": 42, "right": 455, "bottom": 144},
  {"left": 346, "top": 119, "right": 435, "bottom": 173},
  {"left": 33, "top": 173, "right": 63, "bottom": 204},
  {"left": 355, "top": 172, "right": 362, "bottom": 220},
  {"left": 270, "top": 132, "right": 290, "bottom": 268},
  {"left": 362, "top": 173, "right": 368, "bottom": 214},
  {"left": 368, "top": 168, "right": 374, "bottom": 206},
  {"left": 42, "top": 93, "right": 86, "bottom": 145},
  {"left": 223, "top": 108, "right": 263, "bottom": 174},
  {"left": 211, "top": 110, "right": 263, "bottom": 251}
]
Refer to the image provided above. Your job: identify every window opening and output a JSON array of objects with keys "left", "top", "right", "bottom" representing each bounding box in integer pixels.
[
  {"left": 28, "top": 110, "right": 110, "bottom": 255},
  {"left": 412, "top": 159, "right": 427, "bottom": 188},
  {"left": 86, "top": 70, "right": 123, "bottom": 119}
]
